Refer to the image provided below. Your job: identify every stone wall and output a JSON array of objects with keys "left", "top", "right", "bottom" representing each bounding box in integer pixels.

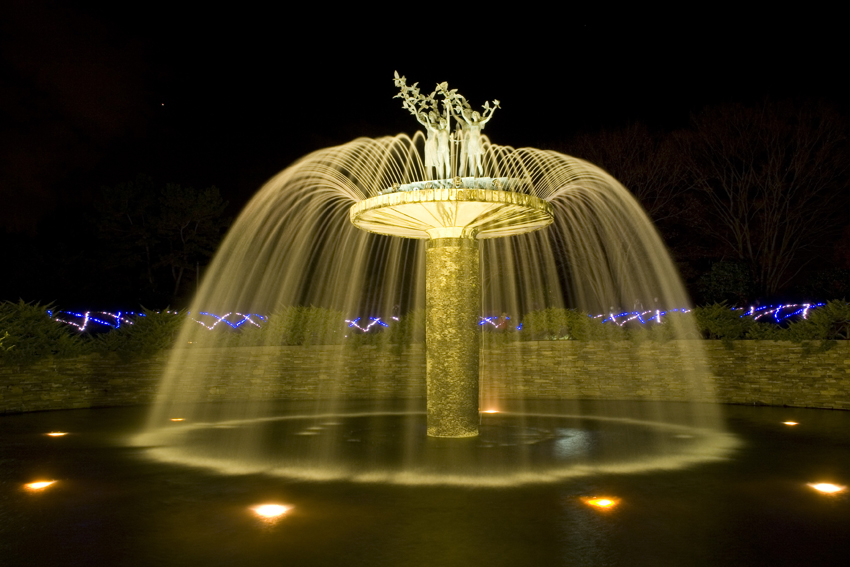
[
  {"left": 2, "top": 341, "right": 849, "bottom": 414},
  {"left": 481, "top": 341, "right": 850, "bottom": 410}
]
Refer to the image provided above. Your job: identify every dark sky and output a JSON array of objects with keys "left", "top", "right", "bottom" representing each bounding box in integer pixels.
[{"left": 1, "top": 2, "right": 847, "bottom": 233}]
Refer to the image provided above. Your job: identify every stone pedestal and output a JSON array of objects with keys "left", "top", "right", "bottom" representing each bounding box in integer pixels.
[
  {"left": 425, "top": 238, "right": 480, "bottom": 437},
  {"left": 350, "top": 183, "right": 553, "bottom": 440}
]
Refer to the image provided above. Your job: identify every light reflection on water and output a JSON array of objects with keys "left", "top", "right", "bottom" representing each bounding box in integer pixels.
[
  {"left": 553, "top": 428, "right": 592, "bottom": 458},
  {"left": 132, "top": 403, "right": 738, "bottom": 487},
  {"left": 3, "top": 404, "right": 850, "bottom": 566}
]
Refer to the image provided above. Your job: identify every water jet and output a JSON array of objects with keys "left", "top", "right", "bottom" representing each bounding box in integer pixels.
[{"left": 139, "top": 73, "right": 730, "bottom": 482}]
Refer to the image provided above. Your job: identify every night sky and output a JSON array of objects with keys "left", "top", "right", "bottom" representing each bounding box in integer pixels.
[{"left": 1, "top": 3, "right": 847, "bottom": 303}]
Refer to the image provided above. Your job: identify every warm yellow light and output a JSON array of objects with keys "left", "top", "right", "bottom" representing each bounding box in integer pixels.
[
  {"left": 46, "top": 432, "right": 68, "bottom": 437},
  {"left": 808, "top": 483, "right": 845, "bottom": 494},
  {"left": 25, "top": 481, "right": 56, "bottom": 490},
  {"left": 251, "top": 504, "right": 291, "bottom": 518},
  {"left": 481, "top": 410, "right": 499, "bottom": 414},
  {"left": 783, "top": 421, "right": 798, "bottom": 426},
  {"left": 170, "top": 418, "right": 184, "bottom": 422},
  {"left": 582, "top": 496, "right": 619, "bottom": 509}
]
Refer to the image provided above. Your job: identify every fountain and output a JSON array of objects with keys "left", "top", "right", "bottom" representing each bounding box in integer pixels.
[
  {"left": 134, "top": 73, "right": 735, "bottom": 484},
  {"left": 350, "top": 77, "right": 553, "bottom": 437},
  {"left": 9, "top": 75, "right": 850, "bottom": 566}
]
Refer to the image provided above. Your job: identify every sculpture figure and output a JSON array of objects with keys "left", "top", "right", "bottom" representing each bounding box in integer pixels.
[
  {"left": 394, "top": 71, "right": 499, "bottom": 179},
  {"left": 435, "top": 118, "right": 451, "bottom": 179},
  {"left": 454, "top": 97, "right": 498, "bottom": 177},
  {"left": 413, "top": 110, "right": 439, "bottom": 177}
]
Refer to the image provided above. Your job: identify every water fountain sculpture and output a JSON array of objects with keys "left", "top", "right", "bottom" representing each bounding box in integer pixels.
[
  {"left": 10, "top": 75, "right": 850, "bottom": 567},
  {"left": 137, "top": 73, "right": 734, "bottom": 484},
  {"left": 352, "top": 73, "right": 552, "bottom": 437}
]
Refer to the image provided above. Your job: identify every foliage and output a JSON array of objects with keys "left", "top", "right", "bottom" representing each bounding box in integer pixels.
[
  {"left": 94, "top": 175, "right": 229, "bottom": 304},
  {"left": 561, "top": 123, "right": 688, "bottom": 224},
  {"left": 692, "top": 303, "right": 753, "bottom": 347},
  {"left": 681, "top": 100, "right": 850, "bottom": 297},
  {"left": 387, "top": 308, "right": 425, "bottom": 345},
  {"left": 687, "top": 301, "right": 850, "bottom": 346},
  {"left": 627, "top": 310, "right": 700, "bottom": 342},
  {"left": 156, "top": 183, "right": 229, "bottom": 298},
  {"left": 521, "top": 308, "right": 622, "bottom": 341},
  {"left": 522, "top": 308, "right": 576, "bottom": 340},
  {"left": 93, "top": 309, "right": 184, "bottom": 361},
  {"left": 698, "top": 260, "right": 754, "bottom": 305},
  {"left": 745, "top": 322, "right": 788, "bottom": 341},
  {"left": 256, "top": 306, "right": 346, "bottom": 346},
  {"left": 788, "top": 300, "right": 850, "bottom": 344},
  {"left": 0, "top": 301, "right": 84, "bottom": 367}
]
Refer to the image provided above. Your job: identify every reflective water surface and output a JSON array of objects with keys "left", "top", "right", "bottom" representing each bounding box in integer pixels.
[{"left": 2, "top": 402, "right": 849, "bottom": 566}]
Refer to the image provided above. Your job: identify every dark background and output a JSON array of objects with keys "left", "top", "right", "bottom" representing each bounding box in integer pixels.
[{"left": 1, "top": 2, "right": 848, "bottom": 309}]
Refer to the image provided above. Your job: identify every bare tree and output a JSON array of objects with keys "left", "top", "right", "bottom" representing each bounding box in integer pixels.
[
  {"left": 561, "top": 123, "right": 688, "bottom": 223},
  {"left": 681, "top": 100, "right": 850, "bottom": 297}
]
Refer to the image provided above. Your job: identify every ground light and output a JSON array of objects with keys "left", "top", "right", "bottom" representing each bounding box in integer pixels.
[
  {"left": 783, "top": 421, "right": 798, "bottom": 426},
  {"left": 25, "top": 481, "right": 56, "bottom": 490},
  {"left": 481, "top": 410, "right": 499, "bottom": 414},
  {"left": 582, "top": 496, "right": 620, "bottom": 510},
  {"left": 170, "top": 418, "right": 184, "bottom": 422},
  {"left": 807, "top": 483, "right": 845, "bottom": 494},
  {"left": 46, "top": 432, "right": 68, "bottom": 437},
  {"left": 251, "top": 504, "right": 291, "bottom": 523}
]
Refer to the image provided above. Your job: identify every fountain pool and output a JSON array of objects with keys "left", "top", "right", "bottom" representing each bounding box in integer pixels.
[
  {"left": 145, "top": 75, "right": 726, "bottom": 466},
  {"left": 2, "top": 402, "right": 848, "bottom": 566}
]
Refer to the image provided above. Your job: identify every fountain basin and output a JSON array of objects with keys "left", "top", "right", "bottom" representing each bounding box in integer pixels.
[
  {"left": 3, "top": 401, "right": 849, "bottom": 566},
  {"left": 133, "top": 401, "right": 738, "bottom": 486},
  {"left": 349, "top": 183, "right": 553, "bottom": 239}
]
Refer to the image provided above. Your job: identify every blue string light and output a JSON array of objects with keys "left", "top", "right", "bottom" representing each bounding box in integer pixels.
[
  {"left": 51, "top": 311, "right": 139, "bottom": 331},
  {"left": 479, "top": 316, "right": 509, "bottom": 328},
  {"left": 47, "top": 303, "right": 827, "bottom": 333},
  {"left": 345, "top": 317, "right": 388, "bottom": 332},
  {"left": 733, "top": 303, "right": 823, "bottom": 323},
  {"left": 193, "top": 312, "right": 265, "bottom": 331}
]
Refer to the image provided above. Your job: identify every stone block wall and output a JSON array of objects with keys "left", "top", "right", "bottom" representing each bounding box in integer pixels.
[
  {"left": 480, "top": 341, "right": 850, "bottom": 410},
  {"left": 163, "top": 345, "right": 426, "bottom": 403},
  {"left": 2, "top": 341, "right": 849, "bottom": 414}
]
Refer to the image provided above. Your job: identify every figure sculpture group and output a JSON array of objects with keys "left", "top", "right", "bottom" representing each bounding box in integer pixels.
[{"left": 393, "top": 71, "right": 499, "bottom": 179}]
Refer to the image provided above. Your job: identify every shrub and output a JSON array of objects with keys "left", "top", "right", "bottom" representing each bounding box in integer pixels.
[
  {"left": 522, "top": 308, "right": 574, "bottom": 340},
  {"left": 521, "top": 308, "right": 624, "bottom": 341},
  {"left": 93, "top": 308, "right": 184, "bottom": 361},
  {"left": 745, "top": 322, "right": 789, "bottom": 341},
  {"left": 387, "top": 308, "right": 425, "bottom": 345},
  {"left": 787, "top": 300, "right": 850, "bottom": 348},
  {"left": 693, "top": 303, "right": 753, "bottom": 347},
  {"left": 698, "top": 260, "right": 754, "bottom": 305},
  {"left": 259, "top": 306, "right": 346, "bottom": 346},
  {"left": 0, "top": 301, "right": 85, "bottom": 367}
]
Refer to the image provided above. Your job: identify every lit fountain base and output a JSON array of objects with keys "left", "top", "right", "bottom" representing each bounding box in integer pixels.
[
  {"left": 350, "top": 179, "right": 553, "bottom": 437},
  {"left": 132, "top": 400, "right": 739, "bottom": 486}
]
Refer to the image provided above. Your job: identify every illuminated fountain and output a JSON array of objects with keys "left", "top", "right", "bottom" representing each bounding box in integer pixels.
[
  {"left": 135, "top": 74, "right": 736, "bottom": 484},
  {"left": 350, "top": 77, "right": 552, "bottom": 436}
]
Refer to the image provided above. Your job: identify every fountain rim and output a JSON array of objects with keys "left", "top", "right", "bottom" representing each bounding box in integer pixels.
[
  {"left": 131, "top": 409, "right": 740, "bottom": 487},
  {"left": 349, "top": 178, "right": 554, "bottom": 240}
]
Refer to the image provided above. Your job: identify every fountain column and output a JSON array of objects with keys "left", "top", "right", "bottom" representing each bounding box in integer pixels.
[
  {"left": 350, "top": 184, "right": 552, "bottom": 440},
  {"left": 425, "top": 237, "right": 480, "bottom": 437}
]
